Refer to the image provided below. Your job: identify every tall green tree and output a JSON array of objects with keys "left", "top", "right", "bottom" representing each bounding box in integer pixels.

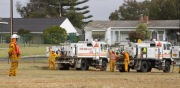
[
  {"left": 136, "top": 23, "right": 151, "bottom": 39},
  {"left": 128, "top": 31, "right": 144, "bottom": 42},
  {"left": 128, "top": 23, "right": 150, "bottom": 42},
  {"left": 43, "top": 26, "right": 67, "bottom": 44},
  {"left": 109, "top": 0, "right": 148, "bottom": 20},
  {"left": 109, "top": 0, "right": 180, "bottom": 20},
  {"left": 66, "top": 11, "right": 84, "bottom": 28},
  {"left": 109, "top": 10, "right": 119, "bottom": 20},
  {"left": 65, "top": 0, "right": 93, "bottom": 28},
  {"left": 75, "top": 0, "right": 93, "bottom": 23},
  {"left": 149, "top": 0, "right": 180, "bottom": 20}
]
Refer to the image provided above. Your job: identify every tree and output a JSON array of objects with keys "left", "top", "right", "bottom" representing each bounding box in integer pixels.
[
  {"left": 75, "top": 0, "right": 93, "bottom": 23},
  {"left": 128, "top": 31, "right": 144, "bottom": 42},
  {"left": 149, "top": 0, "right": 180, "bottom": 20},
  {"left": 109, "top": 10, "right": 119, "bottom": 20},
  {"left": 16, "top": 0, "right": 58, "bottom": 18},
  {"left": 17, "top": 29, "right": 32, "bottom": 44},
  {"left": 136, "top": 23, "right": 151, "bottom": 39},
  {"left": 109, "top": 0, "right": 180, "bottom": 20},
  {"left": 16, "top": 0, "right": 92, "bottom": 28},
  {"left": 43, "top": 26, "right": 67, "bottom": 44},
  {"left": 18, "top": 28, "right": 30, "bottom": 35},
  {"left": 5, "top": 35, "right": 11, "bottom": 43},
  {"left": 128, "top": 23, "right": 150, "bottom": 42},
  {"left": 66, "top": 11, "right": 84, "bottom": 28},
  {"left": 109, "top": 0, "right": 148, "bottom": 20}
]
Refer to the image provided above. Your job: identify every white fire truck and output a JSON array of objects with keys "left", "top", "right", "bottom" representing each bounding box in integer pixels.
[
  {"left": 116, "top": 40, "right": 174, "bottom": 73},
  {"left": 47, "top": 40, "right": 109, "bottom": 70}
]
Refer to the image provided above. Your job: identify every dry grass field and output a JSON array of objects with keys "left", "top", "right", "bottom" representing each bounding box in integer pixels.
[
  {"left": 0, "top": 59, "right": 180, "bottom": 88},
  {"left": 1, "top": 44, "right": 180, "bottom": 88}
]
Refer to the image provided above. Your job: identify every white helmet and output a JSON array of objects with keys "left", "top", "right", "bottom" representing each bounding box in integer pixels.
[{"left": 11, "top": 34, "right": 20, "bottom": 39}]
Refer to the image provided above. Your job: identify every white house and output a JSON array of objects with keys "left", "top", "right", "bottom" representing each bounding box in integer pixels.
[{"left": 84, "top": 19, "right": 180, "bottom": 46}]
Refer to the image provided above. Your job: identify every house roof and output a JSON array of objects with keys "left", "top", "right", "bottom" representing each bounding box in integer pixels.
[
  {"left": 0, "top": 17, "right": 67, "bottom": 33},
  {"left": 85, "top": 20, "right": 180, "bottom": 31},
  {"left": 75, "top": 27, "right": 82, "bottom": 35},
  {"left": 0, "top": 19, "right": 8, "bottom": 24}
]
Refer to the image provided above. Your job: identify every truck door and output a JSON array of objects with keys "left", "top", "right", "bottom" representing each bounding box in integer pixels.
[
  {"left": 163, "top": 43, "right": 171, "bottom": 58},
  {"left": 94, "top": 43, "right": 100, "bottom": 60},
  {"left": 100, "top": 43, "right": 108, "bottom": 58}
]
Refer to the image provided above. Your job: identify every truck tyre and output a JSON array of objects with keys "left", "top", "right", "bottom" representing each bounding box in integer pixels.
[
  {"left": 163, "top": 61, "right": 170, "bottom": 73},
  {"left": 140, "top": 61, "right": 148, "bottom": 72},
  {"left": 76, "top": 68, "right": 81, "bottom": 70},
  {"left": 147, "top": 67, "right": 152, "bottom": 72},
  {"left": 101, "top": 60, "right": 107, "bottom": 71},
  {"left": 86, "top": 66, "right": 89, "bottom": 70},
  {"left": 59, "top": 64, "right": 69, "bottom": 70},
  {"left": 80, "top": 59, "right": 87, "bottom": 70},
  {"left": 119, "top": 65, "right": 125, "bottom": 72},
  {"left": 64, "top": 64, "right": 70, "bottom": 70},
  {"left": 59, "top": 63, "right": 65, "bottom": 70},
  {"left": 137, "top": 70, "right": 141, "bottom": 72}
]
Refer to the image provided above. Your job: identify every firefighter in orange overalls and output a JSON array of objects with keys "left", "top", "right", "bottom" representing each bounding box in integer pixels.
[
  {"left": 122, "top": 51, "right": 130, "bottom": 72},
  {"left": 8, "top": 34, "right": 21, "bottom": 76},
  {"left": 109, "top": 49, "right": 116, "bottom": 72},
  {"left": 48, "top": 47, "right": 61, "bottom": 70}
]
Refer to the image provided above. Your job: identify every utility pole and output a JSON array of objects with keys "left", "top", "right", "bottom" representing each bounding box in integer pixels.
[
  {"left": 10, "top": 0, "right": 13, "bottom": 35},
  {"left": 178, "top": 0, "right": 180, "bottom": 45},
  {"left": 9, "top": 0, "right": 13, "bottom": 64}
]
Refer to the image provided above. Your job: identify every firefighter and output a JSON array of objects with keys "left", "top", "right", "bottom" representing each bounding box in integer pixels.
[
  {"left": 137, "top": 39, "right": 142, "bottom": 43},
  {"left": 142, "top": 48, "right": 147, "bottom": 54},
  {"left": 48, "top": 47, "right": 52, "bottom": 69},
  {"left": 48, "top": 48, "right": 61, "bottom": 70},
  {"left": 157, "top": 41, "right": 162, "bottom": 47},
  {"left": 122, "top": 51, "right": 130, "bottom": 72},
  {"left": 109, "top": 49, "right": 116, "bottom": 72},
  {"left": 141, "top": 48, "right": 147, "bottom": 58},
  {"left": 8, "top": 34, "right": 21, "bottom": 76}
]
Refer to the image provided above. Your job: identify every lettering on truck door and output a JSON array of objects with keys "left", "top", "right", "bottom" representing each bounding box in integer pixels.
[{"left": 77, "top": 47, "right": 94, "bottom": 57}]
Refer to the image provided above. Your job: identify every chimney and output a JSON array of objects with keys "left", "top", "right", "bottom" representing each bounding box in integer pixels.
[
  {"left": 139, "top": 14, "right": 143, "bottom": 22},
  {"left": 143, "top": 16, "right": 149, "bottom": 23}
]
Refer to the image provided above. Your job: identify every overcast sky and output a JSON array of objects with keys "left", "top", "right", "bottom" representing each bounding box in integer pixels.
[{"left": 0, "top": 0, "right": 144, "bottom": 20}]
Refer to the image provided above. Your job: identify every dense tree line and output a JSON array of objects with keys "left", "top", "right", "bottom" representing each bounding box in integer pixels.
[{"left": 109, "top": 0, "right": 180, "bottom": 20}]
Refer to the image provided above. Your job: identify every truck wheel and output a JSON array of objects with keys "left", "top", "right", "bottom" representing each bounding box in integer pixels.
[
  {"left": 80, "top": 59, "right": 87, "bottom": 70},
  {"left": 59, "top": 63, "right": 65, "bottom": 70},
  {"left": 101, "top": 60, "right": 107, "bottom": 71},
  {"left": 137, "top": 70, "right": 141, "bottom": 72},
  {"left": 119, "top": 65, "right": 130, "bottom": 72},
  {"left": 119, "top": 65, "right": 125, "bottom": 72},
  {"left": 59, "top": 64, "right": 69, "bottom": 70},
  {"left": 147, "top": 67, "right": 152, "bottom": 72},
  {"left": 163, "top": 61, "right": 170, "bottom": 73},
  {"left": 140, "top": 61, "right": 148, "bottom": 72},
  {"left": 86, "top": 66, "right": 89, "bottom": 70},
  {"left": 64, "top": 64, "right": 70, "bottom": 70},
  {"left": 76, "top": 68, "right": 81, "bottom": 70}
]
